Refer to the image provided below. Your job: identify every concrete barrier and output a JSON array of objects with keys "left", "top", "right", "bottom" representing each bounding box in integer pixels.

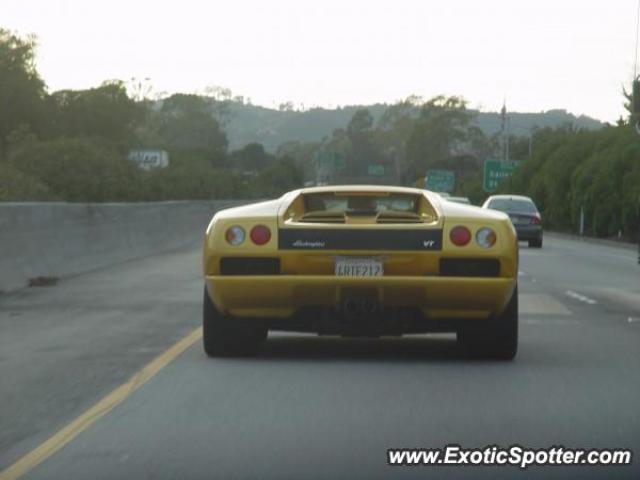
[{"left": 0, "top": 200, "right": 248, "bottom": 293}]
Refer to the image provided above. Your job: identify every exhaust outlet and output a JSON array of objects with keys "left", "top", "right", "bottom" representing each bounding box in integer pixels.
[
  {"left": 341, "top": 298, "right": 379, "bottom": 320},
  {"left": 344, "top": 299, "right": 359, "bottom": 314},
  {"left": 338, "top": 290, "right": 383, "bottom": 336},
  {"left": 361, "top": 299, "right": 378, "bottom": 314}
]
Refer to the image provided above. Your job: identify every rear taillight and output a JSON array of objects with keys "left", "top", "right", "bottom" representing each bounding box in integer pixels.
[
  {"left": 531, "top": 215, "right": 541, "bottom": 225},
  {"left": 450, "top": 226, "right": 471, "bottom": 246},
  {"left": 250, "top": 225, "right": 271, "bottom": 245}
]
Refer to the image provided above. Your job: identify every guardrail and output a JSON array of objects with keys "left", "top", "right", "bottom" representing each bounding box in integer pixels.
[{"left": 0, "top": 200, "right": 249, "bottom": 293}]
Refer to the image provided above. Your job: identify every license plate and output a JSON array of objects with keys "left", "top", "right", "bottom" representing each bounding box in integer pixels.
[
  {"left": 510, "top": 216, "right": 526, "bottom": 225},
  {"left": 335, "top": 257, "right": 383, "bottom": 277}
]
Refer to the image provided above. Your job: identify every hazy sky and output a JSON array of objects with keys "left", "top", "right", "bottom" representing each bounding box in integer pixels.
[{"left": 4, "top": 0, "right": 637, "bottom": 122}]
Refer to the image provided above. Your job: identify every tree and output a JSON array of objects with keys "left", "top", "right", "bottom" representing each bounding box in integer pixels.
[
  {"left": 317, "top": 128, "right": 351, "bottom": 181},
  {"left": 497, "top": 123, "right": 640, "bottom": 240},
  {"left": 276, "top": 140, "right": 320, "bottom": 182},
  {"left": 202, "top": 85, "right": 235, "bottom": 125},
  {"left": 374, "top": 98, "right": 421, "bottom": 183},
  {"left": 376, "top": 97, "right": 420, "bottom": 133},
  {"left": 229, "top": 142, "right": 271, "bottom": 172},
  {"left": 252, "top": 156, "right": 303, "bottom": 197},
  {"left": 12, "top": 138, "right": 141, "bottom": 202},
  {"left": 139, "top": 151, "right": 241, "bottom": 200},
  {"left": 405, "top": 95, "right": 475, "bottom": 177},
  {"left": 347, "top": 109, "right": 374, "bottom": 140},
  {"left": 0, "top": 29, "right": 47, "bottom": 154},
  {"left": 158, "top": 94, "right": 228, "bottom": 164},
  {"left": 0, "top": 162, "right": 54, "bottom": 201},
  {"left": 344, "top": 109, "right": 380, "bottom": 177},
  {"left": 278, "top": 101, "right": 295, "bottom": 112},
  {"left": 47, "top": 81, "right": 142, "bottom": 145}
]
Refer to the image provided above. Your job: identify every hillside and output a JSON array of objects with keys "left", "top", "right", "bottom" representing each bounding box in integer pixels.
[{"left": 222, "top": 102, "right": 606, "bottom": 151}]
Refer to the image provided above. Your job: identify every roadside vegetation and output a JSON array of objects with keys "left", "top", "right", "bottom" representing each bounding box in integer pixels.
[
  {"left": 499, "top": 125, "right": 640, "bottom": 240},
  {"left": 0, "top": 29, "right": 303, "bottom": 203},
  {"left": 1, "top": 29, "right": 637, "bottom": 239}
]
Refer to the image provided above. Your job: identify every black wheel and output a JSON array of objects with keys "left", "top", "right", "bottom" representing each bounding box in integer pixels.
[
  {"left": 458, "top": 285, "right": 518, "bottom": 360},
  {"left": 528, "top": 237, "right": 543, "bottom": 248},
  {"left": 203, "top": 286, "right": 267, "bottom": 357}
]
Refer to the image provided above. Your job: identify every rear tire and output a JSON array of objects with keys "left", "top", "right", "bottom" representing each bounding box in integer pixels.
[
  {"left": 458, "top": 285, "right": 518, "bottom": 360},
  {"left": 203, "top": 286, "right": 267, "bottom": 357},
  {"left": 528, "top": 237, "right": 543, "bottom": 248}
]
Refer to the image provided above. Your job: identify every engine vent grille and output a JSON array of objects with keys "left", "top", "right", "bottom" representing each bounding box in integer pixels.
[
  {"left": 376, "top": 211, "right": 423, "bottom": 224},
  {"left": 299, "top": 211, "right": 346, "bottom": 223}
]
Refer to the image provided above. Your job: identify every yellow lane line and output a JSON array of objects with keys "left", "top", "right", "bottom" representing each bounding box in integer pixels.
[{"left": 0, "top": 327, "right": 203, "bottom": 480}]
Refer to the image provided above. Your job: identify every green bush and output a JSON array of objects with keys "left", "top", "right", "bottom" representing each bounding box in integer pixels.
[
  {"left": 0, "top": 162, "right": 55, "bottom": 201},
  {"left": 497, "top": 125, "right": 640, "bottom": 239},
  {"left": 11, "top": 137, "right": 142, "bottom": 202},
  {"left": 250, "top": 156, "right": 303, "bottom": 198}
]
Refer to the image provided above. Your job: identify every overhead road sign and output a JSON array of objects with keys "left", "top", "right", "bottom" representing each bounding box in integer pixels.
[
  {"left": 425, "top": 169, "right": 455, "bottom": 193},
  {"left": 483, "top": 159, "right": 518, "bottom": 192}
]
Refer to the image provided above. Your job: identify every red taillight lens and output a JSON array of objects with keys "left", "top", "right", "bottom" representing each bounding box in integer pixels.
[
  {"left": 450, "top": 226, "right": 471, "bottom": 246},
  {"left": 531, "top": 215, "right": 541, "bottom": 225},
  {"left": 250, "top": 225, "right": 271, "bottom": 245}
]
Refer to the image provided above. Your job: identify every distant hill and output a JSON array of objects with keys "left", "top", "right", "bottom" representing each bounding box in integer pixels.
[
  {"left": 222, "top": 103, "right": 387, "bottom": 151},
  {"left": 221, "top": 102, "right": 606, "bottom": 152}
]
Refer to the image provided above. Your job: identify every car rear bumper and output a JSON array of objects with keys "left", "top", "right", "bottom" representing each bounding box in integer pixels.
[
  {"left": 205, "top": 275, "right": 516, "bottom": 321},
  {"left": 514, "top": 225, "right": 542, "bottom": 240}
]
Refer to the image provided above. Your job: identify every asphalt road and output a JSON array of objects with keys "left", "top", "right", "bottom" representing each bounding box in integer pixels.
[{"left": 0, "top": 235, "right": 639, "bottom": 479}]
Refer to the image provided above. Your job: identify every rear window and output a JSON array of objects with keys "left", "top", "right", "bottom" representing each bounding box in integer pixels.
[
  {"left": 488, "top": 198, "right": 537, "bottom": 213},
  {"left": 304, "top": 193, "right": 419, "bottom": 215}
]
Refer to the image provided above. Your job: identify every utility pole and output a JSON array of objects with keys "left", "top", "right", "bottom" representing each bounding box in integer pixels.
[
  {"left": 500, "top": 101, "right": 509, "bottom": 163},
  {"left": 392, "top": 148, "right": 401, "bottom": 186},
  {"left": 506, "top": 114, "right": 510, "bottom": 162}
]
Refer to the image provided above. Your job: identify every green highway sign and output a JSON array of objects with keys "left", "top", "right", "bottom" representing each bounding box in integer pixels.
[
  {"left": 424, "top": 169, "right": 455, "bottom": 193},
  {"left": 483, "top": 159, "right": 518, "bottom": 192},
  {"left": 368, "top": 165, "right": 385, "bottom": 176},
  {"left": 316, "top": 151, "right": 346, "bottom": 169}
]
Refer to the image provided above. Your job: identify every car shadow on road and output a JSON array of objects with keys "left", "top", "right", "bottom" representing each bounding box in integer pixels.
[{"left": 252, "top": 334, "right": 498, "bottom": 363}]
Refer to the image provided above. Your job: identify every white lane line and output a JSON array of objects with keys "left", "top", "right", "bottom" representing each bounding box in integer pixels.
[
  {"left": 629, "top": 317, "right": 639, "bottom": 324},
  {"left": 520, "top": 294, "right": 572, "bottom": 315},
  {"left": 565, "top": 290, "right": 598, "bottom": 305},
  {"left": 518, "top": 270, "right": 525, "bottom": 277}
]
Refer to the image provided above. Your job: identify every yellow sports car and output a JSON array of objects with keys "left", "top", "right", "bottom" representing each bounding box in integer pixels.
[{"left": 203, "top": 185, "right": 519, "bottom": 359}]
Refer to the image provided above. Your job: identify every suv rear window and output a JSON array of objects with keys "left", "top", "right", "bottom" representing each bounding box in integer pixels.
[{"left": 488, "top": 198, "right": 537, "bottom": 213}]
